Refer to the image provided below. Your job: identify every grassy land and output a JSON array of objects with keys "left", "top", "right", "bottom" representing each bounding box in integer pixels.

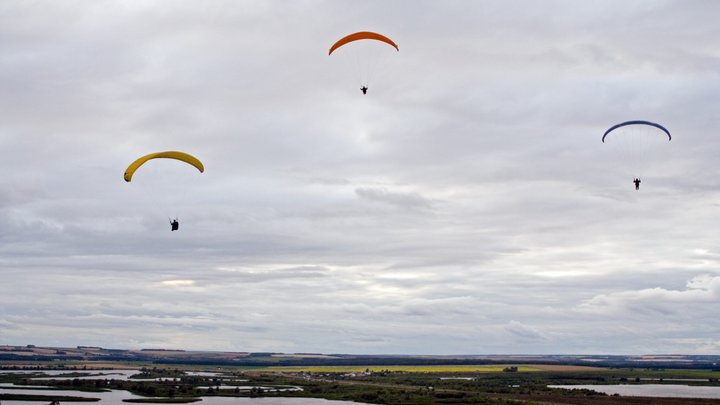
[
  {"left": 3, "top": 362, "right": 720, "bottom": 404},
  {"left": 627, "top": 368, "right": 720, "bottom": 379}
]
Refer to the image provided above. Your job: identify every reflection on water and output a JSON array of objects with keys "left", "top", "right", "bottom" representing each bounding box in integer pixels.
[
  {"left": 0, "top": 370, "right": 357, "bottom": 404},
  {"left": 1, "top": 370, "right": 139, "bottom": 381},
  {"left": 550, "top": 384, "right": 720, "bottom": 399},
  {"left": 195, "top": 398, "right": 360, "bottom": 405},
  {"left": 1, "top": 370, "right": 248, "bottom": 383},
  {"left": 195, "top": 386, "right": 300, "bottom": 392}
]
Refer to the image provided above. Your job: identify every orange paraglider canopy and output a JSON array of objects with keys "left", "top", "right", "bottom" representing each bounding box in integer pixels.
[{"left": 328, "top": 31, "right": 399, "bottom": 55}]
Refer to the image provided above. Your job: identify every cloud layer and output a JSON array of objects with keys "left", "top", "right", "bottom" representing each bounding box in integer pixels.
[{"left": 1, "top": 0, "right": 720, "bottom": 354}]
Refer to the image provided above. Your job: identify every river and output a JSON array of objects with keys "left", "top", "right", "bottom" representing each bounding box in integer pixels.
[
  {"left": 0, "top": 370, "right": 358, "bottom": 405},
  {"left": 550, "top": 384, "right": 720, "bottom": 399}
]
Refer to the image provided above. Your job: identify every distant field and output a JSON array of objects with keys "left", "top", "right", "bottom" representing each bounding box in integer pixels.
[
  {"left": 250, "top": 364, "right": 576, "bottom": 373},
  {"left": 529, "top": 364, "right": 609, "bottom": 372}
]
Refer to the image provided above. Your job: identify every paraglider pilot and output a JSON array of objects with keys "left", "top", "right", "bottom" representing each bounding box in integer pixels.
[
  {"left": 633, "top": 178, "right": 641, "bottom": 190},
  {"left": 170, "top": 218, "right": 179, "bottom": 231},
  {"left": 361, "top": 85, "right": 368, "bottom": 95}
]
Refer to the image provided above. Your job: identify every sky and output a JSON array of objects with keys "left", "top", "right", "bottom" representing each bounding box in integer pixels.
[{"left": 1, "top": 0, "right": 720, "bottom": 355}]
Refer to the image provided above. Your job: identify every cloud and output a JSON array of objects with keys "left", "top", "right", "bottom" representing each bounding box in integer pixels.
[
  {"left": 0, "top": 319, "right": 18, "bottom": 330},
  {"left": 161, "top": 279, "right": 195, "bottom": 287},
  {"left": 505, "top": 321, "right": 548, "bottom": 341},
  {"left": 355, "top": 187, "right": 434, "bottom": 209},
  {"left": 209, "top": 265, "right": 331, "bottom": 287},
  {"left": 1, "top": 0, "right": 720, "bottom": 354},
  {"left": 667, "top": 338, "right": 720, "bottom": 355},
  {"left": 577, "top": 275, "right": 720, "bottom": 316}
]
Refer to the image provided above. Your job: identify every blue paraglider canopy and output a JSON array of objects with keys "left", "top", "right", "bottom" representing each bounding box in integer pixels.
[{"left": 602, "top": 120, "right": 671, "bottom": 143}]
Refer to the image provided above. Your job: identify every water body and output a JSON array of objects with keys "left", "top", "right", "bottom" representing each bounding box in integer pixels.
[
  {"left": 0, "top": 370, "right": 358, "bottom": 405},
  {"left": 2, "top": 370, "right": 247, "bottom": 384},
  {"left": 0, "top": 385, "right": 357, "bottom": 405},
  {"left": 550, "top": 384, "right": 720, "bottom": 399},
  {"left": 1, "top": 370, "right": 139, "bottom": 381}
]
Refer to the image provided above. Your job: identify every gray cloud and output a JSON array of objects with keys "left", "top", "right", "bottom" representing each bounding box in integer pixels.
[
  {"left": 1, "top": 0, "right": 719, "bottom": 354},
  {"left": 355, "top": 186, "right": 434, "bottom": 209},
  {"left": 577, "top": 274, "right": 720, "bottom": 316},
  {"left": 505, "top": 321, "right": 548, "bottom": 342}
]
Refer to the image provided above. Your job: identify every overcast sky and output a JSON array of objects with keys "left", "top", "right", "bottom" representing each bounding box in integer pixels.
[{"left": 1, "top": 0, "right": 719, "bottom": 355}]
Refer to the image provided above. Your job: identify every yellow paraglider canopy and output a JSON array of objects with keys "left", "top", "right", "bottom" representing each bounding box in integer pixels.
[
  {"left": 124, "top": 151, "right": 204, "bottom": 182},
  {"left": 328, "top": 31, "right": 399, "bottom": 55}
]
